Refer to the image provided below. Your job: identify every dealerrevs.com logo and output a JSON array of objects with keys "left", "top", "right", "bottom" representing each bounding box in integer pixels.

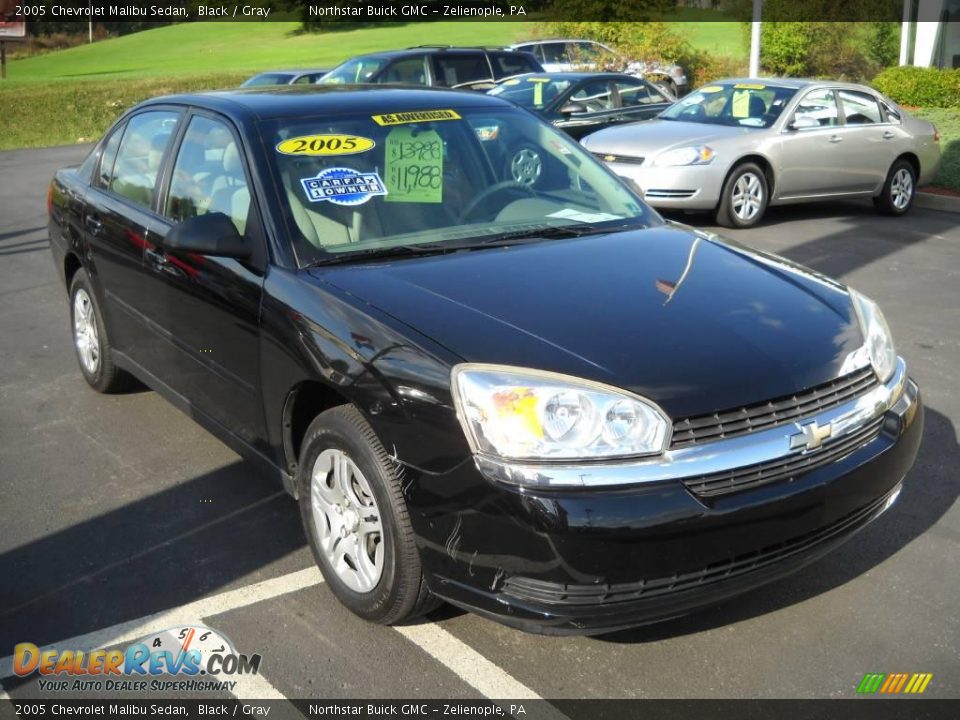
[{"left": 13, "top": 626, "right": 262, "bottom": 693}]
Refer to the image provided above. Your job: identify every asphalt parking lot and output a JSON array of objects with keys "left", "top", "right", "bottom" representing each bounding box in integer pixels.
[{"left": 1, "top": 144, "right": 958, "bottom": 707}]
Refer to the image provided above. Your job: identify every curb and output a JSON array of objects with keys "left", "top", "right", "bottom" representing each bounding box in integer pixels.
[{"left": 916, "top": 191, "right": 960, "bottom": 214}]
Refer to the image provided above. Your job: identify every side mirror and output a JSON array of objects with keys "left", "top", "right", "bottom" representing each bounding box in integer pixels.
[
  {"left": 787, "top": 116, "right": 819, "bottom": 131},
  {"left": 165, "top": 212, "right": 250, "bottom": 259},
  {"left": 560, "top": 102, "right": 587, "bottom": 115}
]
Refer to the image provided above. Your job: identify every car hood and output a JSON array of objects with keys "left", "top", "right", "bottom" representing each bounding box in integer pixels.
[
  {"left": 311, "top": 225, "right": 864, "bottom": 420},
  {"left": 582, "top": 119, "right": 763, "bottom": 158}
]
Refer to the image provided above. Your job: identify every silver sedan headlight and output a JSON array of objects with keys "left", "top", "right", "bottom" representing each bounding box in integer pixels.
[
  {"left": 654, "top": 145, "right": 715, "bottom": 166},
  {"left": 850, "top": 290, "right": 897, "bottom": 382},
  {"left": 451, "top": 364, "right": 671, "bottom": 462}
]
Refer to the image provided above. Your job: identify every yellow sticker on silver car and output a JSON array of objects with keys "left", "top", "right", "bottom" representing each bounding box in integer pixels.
[
  {"left": 371, "top": 109, "right": 461, "bottom": 126},
  {"left": 276, "top": 134, "right": 375, "bottom": 156}
]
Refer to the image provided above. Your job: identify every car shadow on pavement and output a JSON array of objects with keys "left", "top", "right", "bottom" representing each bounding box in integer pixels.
[
  {"left": 596, "top": 405, "right": 958, "bottom": 644},
  {"left": 0, "top": 459, "right": 307, "bottom": 655}
]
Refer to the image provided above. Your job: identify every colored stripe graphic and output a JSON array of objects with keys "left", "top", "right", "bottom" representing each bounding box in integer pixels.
[{"left": 857, "top": 672, "right": 932, "bottom": 694}]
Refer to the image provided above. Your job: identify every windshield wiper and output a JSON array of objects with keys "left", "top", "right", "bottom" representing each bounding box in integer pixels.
[{"left": 303, "top": 222, "right": 645, "bottom": 268}]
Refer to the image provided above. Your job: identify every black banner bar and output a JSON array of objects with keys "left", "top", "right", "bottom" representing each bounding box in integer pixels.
[
  {"left": 1, "top": 699, "right": 959, "bottom": 720},
  {"left": 2, "top": 0, "right": 954, "bottom": 24}
]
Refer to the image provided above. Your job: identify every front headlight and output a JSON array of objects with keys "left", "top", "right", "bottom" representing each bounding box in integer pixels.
[
  {"left": 850, "top": 290, "right": 897, "bottom": 382},
  {"left": 654, "top": 145, "right": 715, "bottom": 166},
  {"left": 451, "top": 365, "right": 671, "bottom": 462}
]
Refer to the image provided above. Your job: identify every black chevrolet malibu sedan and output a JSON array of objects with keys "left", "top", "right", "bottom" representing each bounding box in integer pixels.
[{"left": 48, "top": 86, "right": 922, "bottom": 634}]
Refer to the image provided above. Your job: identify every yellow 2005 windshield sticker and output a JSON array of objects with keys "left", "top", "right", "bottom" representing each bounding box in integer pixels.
[
  {"left": 276, "top": 134, "right": 374, "bottom": 156},
  {"left": 700, "top": 85, "right": 724, "bottom": 93},
  {"left": 372, "top": 109, "right": 461, "bottom": 126},
  {"left": 384, "top": 127, "right": 443, "bottom": 204},
  {"left": 734, "top": 83, "right": 766, "bottom": 90}
]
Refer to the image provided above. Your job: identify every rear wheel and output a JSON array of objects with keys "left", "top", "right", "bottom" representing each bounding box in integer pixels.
[
  {"left": 715, "top": 162, "right": 769, "bottom": 229},
  {"left": 297, "top": 405, "right": 439, "bottom": 624},
  {"left": 874, "top": 159, "right": 916, "bottom": 216},
  {"left": 69, "top": 269, "right": 131, "bottom": 393}
]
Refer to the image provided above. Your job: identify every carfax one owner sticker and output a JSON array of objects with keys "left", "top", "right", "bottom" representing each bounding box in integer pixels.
[
  {"left": 300, "top": 167, "right": 388, "bottom": 205},
  {"left": 12, "top": 625, "right": 261, "bottom": 693}
]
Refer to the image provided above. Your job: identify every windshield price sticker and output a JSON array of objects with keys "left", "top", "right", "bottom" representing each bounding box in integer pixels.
[
  {"left": 276, "top": 134, "right": 375, "bottom": 156},
  {"left": 372, "top": 109, "right": 461, "bottom": 126},
  {"left": 300, "top": 167, "right": 387, "bottom": 206},
  {"left": 384, "top": 127, "right": 443, "bottom": 203}
]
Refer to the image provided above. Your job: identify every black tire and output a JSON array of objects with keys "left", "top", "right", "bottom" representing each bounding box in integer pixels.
[
  {"left": 873, "top": 158, "right": 916, "bottom": 216},
  {"left": 297, "top": 405, "right": 439, "bottom": 624},
  {"left": 68, "top": 269, "right": 132, "bottom": 393},
  {"left": 715, "top": 162, "right": 769, "bottom": 229}
]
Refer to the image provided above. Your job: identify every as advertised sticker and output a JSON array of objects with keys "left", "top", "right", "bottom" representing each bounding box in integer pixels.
[
  {"left": 300, "top": 167, "right": 387, "bottom": 206},
  {"left": 277, "top": 134, "right": 375, "bottom": 156},
  {"left": 700, "top": 85, "right": 723, "bottom": 93},
  {"left": 371, "top": 109, "right": 461, "bottom": 126}
]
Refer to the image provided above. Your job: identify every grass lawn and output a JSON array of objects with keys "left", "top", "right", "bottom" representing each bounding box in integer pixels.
[{"left": 912, "top": 107, "right": 960, "bottom": 193}]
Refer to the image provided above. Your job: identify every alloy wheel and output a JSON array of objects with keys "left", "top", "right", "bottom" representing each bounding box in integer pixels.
[
  {"left": 732, "top": 172, "right": 763, "bottom": 222},
  {"left": 510, "top": 148, "right": 542, "bottom": 186},
  {"left": 311, "top": 448, "right": 384, "bottom": 593},
  {"left": 890, "top": 168, "right": 913, "bottom": 210},
  {"left": 73, "top": 288, "right": 100, "bottom": 375}
]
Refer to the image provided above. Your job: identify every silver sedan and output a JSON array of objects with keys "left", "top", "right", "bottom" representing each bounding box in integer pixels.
[{"left": 581, "top": 78, "right": 941, "bottom": 228}]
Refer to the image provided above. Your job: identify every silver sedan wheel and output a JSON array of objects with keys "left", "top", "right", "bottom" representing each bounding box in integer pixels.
[
  {"left": 310, "top": 448, "right": 384, "bottom": 593},
  {"left": 732, "top": 172, "right": 763, "bottom": 222},
  {"left": 510, "top": 148, "right": 542, "bottom": 186},
  {"left": 890, "top": 168, "right": 913, "bottom": 210},
  {"left": 73, "top": 288, "right": 100, "bottom": 375}
]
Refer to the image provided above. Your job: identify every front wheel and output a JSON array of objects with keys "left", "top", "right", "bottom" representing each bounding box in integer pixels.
[
  {"left": 874, "top": 159, "right": 916, "bottom": 216},
  {"left": 297, "top": 405, "right": 439, "bottom": 624},
  {"left": 715, "top": 163, "right": 769, "bottom": 229}
]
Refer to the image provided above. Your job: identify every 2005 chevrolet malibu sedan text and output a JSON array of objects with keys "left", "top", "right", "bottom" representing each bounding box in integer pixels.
[{"left": 48, "top": 86, "right": 922, "bottom": 634}]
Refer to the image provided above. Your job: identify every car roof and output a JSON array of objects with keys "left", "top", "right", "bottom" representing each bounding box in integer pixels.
[
  {"left": 510, "top": 39, "right": 606, "bottom": 45},
  {"left": 342, "top": 47, "right": 513, "bottom": 62},
  {"left": 709, "top": 77, "right": 876, "bottom": 92},
  {"left": 139, "top": 85, "right": 516, "bottom": 121},
  {"left": 499, "top": 72, "right": 645, "bottom": 82},
  {"left": 250, "top": 69, "right": 327, "bottom": 76}
]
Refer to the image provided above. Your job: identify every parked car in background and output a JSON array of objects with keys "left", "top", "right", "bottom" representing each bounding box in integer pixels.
[
  {"left": 48, "top": 85, "right": 921, "bottom": 635},
  {"left": 582, "top": 78, "right": 941, "bottom": 228},
  {"left": 489, "top": 72, "right": 672, "bottom": 140},
  {"left": 320, "top": 46, "right": 543, "bottom": 91},
  {"left": 508, "top": 39, "right": 689, "bottom": 97},
  {"left": 241, "top": 69, "right": 331, "bottom": 87}
]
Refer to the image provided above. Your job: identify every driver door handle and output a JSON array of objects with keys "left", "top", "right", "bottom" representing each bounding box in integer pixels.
[
  {"left": 145, "top": 248, "right": 167, "bottom": 266},
  {"left": 829, "top": 135, "right": 843, "bottom": 143},
  {"left": 883, "top": 130, "right": 896, "bottom": 139}
]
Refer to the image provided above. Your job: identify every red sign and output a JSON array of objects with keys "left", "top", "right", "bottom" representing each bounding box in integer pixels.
[{"left": 0, "top": 0, "right": 24, "bottom": 41}]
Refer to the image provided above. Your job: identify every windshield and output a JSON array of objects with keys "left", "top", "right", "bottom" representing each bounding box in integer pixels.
[
  {"left": 261, "top": 106, "right": 657, "bottom": 267},
  {"left": 488, "top": 76, "right": 573, "bottom": 110},
  {"left": 660, "top": 82, "right": 797, "bottom": 128},
  {"left": 321, "top": 58, "right": 387, "bottom": 85},
  {"left": 242, "top": 73, "right": 293, "bottom": 87}
]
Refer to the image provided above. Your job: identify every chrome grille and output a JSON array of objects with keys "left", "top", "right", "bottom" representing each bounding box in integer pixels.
[
  {"left": 592, "top": 152, "right": 644, "bottom": 165},
  {"left": 682, "top": 416, "right": 885, "bottom": 498},
  {"left": 671, "top": 366, "right": 879, "bottom": 449}
]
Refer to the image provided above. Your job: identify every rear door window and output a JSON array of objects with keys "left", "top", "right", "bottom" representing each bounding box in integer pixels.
[
  {"left": 793, "top": 88, "right": 840, "bottom": 128},
  {"left": 97, "top": 123, "right": 126, "bottom": 189},
  {"left": 381, "top": 56, "right": 429, "bottom": 85},
  {"left": 838, "top": 90, "right": 883, "bottom": 125},
  {"left": 490, "top": 52, "right": 539, "bottom": 79},
  {"left": 433, "top": 53, "right": 491, "bottom": 87},
  {"left": 108, "top": 110, "right": 181, "bottom": 210},
  {"left": 540, "top": 43, "right": 568, "bottom": 64},
  {"left": 570, "top": 80, "right": 614, "bottom": 112},
  {"left": 614, "top": 79, "right": 669, "bottom": 107}
]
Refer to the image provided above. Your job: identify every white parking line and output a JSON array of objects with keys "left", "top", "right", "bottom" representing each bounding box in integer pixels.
[{"left": 1, "top": 566, "right": 564, "bottom": 716}]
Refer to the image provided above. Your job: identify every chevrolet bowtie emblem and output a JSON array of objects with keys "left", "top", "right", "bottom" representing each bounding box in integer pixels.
[
  {"left": 603, "top": 154, "right": 617, "bottom": 162},
  {"left": 790, "top": 420, "right": 833, "bottom": 451}
]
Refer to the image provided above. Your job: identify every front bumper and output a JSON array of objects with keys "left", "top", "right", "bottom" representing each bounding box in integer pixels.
[
  {"left": 602, "top": 160, "right": 725, "bottom": 210},
  {"left": 408, "top": 366, "right": 923, "bottom": 635}
]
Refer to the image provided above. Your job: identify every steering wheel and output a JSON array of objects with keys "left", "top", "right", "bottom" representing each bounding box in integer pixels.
[{"left": 457, "top": 181, "right": 536, "bottom": 223}]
